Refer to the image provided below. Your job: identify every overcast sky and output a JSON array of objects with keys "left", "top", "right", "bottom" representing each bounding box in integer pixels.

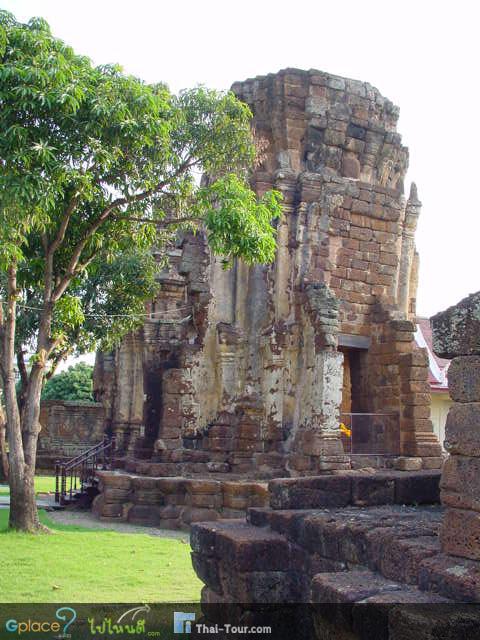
[{"left": 3, "top": 0, "right": 479, "bottom": 318}]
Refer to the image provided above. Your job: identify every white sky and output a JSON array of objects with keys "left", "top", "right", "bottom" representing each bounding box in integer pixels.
[{"left": 3, "top": 0, "right": 479, "bottom": 318}]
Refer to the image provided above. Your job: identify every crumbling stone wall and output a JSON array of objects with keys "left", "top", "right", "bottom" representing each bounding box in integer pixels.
[
  {"left": 94, "top": 68, "right": 441, "bottom": 477},
  {"left": 37, "top": 400, "right": 105, "bottom": 469}
]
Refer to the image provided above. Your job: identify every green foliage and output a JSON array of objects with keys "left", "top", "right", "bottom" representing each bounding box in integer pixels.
[
  {"left": 41, "top": 362, "right": 93, "bottom": 401},
  {"left": 0, "top": 11, "right": 282, "bottom": 366}
]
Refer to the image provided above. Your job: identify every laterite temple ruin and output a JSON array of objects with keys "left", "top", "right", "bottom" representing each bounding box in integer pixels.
[
  {"left": 56, "top": 68, "right": 480, "bottom": 626},
  {"left": 93, "top": 67, "right": 442, "bottom": 487}
]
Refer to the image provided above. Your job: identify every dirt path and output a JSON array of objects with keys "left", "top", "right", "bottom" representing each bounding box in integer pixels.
[{"left": 46, "top": 509, "right": 190, "bottom": 541}]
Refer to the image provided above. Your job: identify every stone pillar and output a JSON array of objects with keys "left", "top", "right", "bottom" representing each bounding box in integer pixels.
[
  {"left": 397, "top": 184, "right": 421, "bottom": 316},
  {"left": 111, "top": 333, "right": 144, "bottom": 456},
  {"left": 399, "top": 348, "right": 442, "bottom": 462},
  {"left": 432, "top": 292, "right": 480, "bottom": 560},
  {"left": 289, "top": 284, "right": 350, "bottom": 474},
  {"left": 216, "top": 323, "right": 243, "bottom": 403}
]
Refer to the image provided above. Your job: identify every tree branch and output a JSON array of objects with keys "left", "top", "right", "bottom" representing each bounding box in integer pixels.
[
  {"left": 16, "top": 350, "right": 28, "bottom": 390},
  {"left": 16, "top": 349, "right": 28, "bottom": 413},
  {"left": 50, "top": 194, "right": 79, "bottom": 255},
  {"left": 46, "top": 346, "right": 73, "bottom": 380},
  {"left": 51, "top": 160, "right": 194, "bottom": 302},
  {"left": 116, "top": 215, "right": 203, "bottom": 227},
  {"left": 44, "top": 194, "right": 79, "bottom": 302}
]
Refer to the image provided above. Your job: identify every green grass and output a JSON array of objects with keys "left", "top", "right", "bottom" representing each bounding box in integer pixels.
[
  {"left": 0, "top": 509, "right": 202, "bottom": 602},
  {"left": 0, "top": 475, "right": 56, "bottom": 496}
]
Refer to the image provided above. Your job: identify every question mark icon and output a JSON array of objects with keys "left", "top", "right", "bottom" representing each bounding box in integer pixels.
[{"left": 56, "top": 607, "right": 77, "bottom": 637}]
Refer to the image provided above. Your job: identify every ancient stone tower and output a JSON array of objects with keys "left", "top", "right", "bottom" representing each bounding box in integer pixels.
[{"left": 94, "top": 68, "right": 442, "bottom": 478}]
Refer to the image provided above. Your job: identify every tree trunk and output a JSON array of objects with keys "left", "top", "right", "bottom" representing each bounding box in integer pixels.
[
  {"left": 3, "top": 379, "right": 42, "bottom": 530},
  {"left": 1, "top": 264, "right": 44, "bottom": 531},
  {"left": 8, "top": 461, "right": 39, "bottom": 530},
  {"left": 0, "top": 406, "right": 8, "bottom": 481}
]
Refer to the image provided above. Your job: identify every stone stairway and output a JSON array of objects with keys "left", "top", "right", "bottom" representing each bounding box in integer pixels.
[
  {"left": 191, "top": 471, "right": 480, "bottom": 640},
  {"left": 191, "top": 470, "right": 480, "bottom": 637}
]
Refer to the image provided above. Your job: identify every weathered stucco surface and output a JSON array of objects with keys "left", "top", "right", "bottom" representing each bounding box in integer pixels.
[{"left": 94, "top": 68, "right": 441, "bottom": 478}]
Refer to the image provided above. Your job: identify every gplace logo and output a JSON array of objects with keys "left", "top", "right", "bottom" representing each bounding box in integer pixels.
[
  {"left": 5, "top": 606, "right": 77, "bottom": 636},
  {"left": 174, "top": 611, "right": 196, "bottom": 634}
]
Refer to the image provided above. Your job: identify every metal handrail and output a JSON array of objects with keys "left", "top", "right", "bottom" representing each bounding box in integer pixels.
[
  {"left": 62, "top": 438, "right": 110, "bottom": 469},
  {"left": 55, "top": 436, "right": 115, "bottom": 505}
]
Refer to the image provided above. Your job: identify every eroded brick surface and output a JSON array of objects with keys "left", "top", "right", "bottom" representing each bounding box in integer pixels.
[{"left": 92, "top": 67, "right": 440, "bottom": 481}]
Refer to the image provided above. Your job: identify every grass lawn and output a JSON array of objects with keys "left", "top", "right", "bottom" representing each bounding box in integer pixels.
[
  {"left": 0, "top": 475, "right": 56, "bottom": 496},
  {"left": 0, "top": 509, "right": 202, "bottom": 602}
]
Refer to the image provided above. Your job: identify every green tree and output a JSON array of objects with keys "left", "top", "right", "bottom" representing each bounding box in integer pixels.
[
  {"left": 0, "top": 12, "right": 282, "bottom": 531},
  {"left": 42, "top": 362, "right": 93, "bottom": 402}
]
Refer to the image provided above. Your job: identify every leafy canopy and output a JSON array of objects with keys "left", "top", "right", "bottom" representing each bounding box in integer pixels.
[
  {"left": 0, "top": 12, "right": 282, "bottom": 366},
  {"left": 41, "top": 362, "right": 93, "bottom": 402}
]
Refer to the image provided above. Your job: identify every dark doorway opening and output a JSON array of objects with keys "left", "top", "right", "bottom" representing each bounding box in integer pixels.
[
  {"left": 339, "top": 346, "right": 369, "bottom": 414},
  {"left": 142, "top": 352, "right": 179, "bottom": 458}
]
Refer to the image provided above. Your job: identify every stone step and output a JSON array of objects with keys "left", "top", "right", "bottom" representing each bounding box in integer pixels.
[
  {"left": 269, "top": 470, "right": 440, "bottom": 510},
  {"left": 311, "top": 569, "right": 451, "bottom": 603},
  {"left": 248, "top": 504, "right": 443, "bottom": 588},
  {"left": 311, "top": 570, "right": 460, "bottom": 639},
  {"left": 192, "top": 509, "right": 480, "bottom": 604},
  {"left": 191, "top": 519, "right": 310, "bottom": 602}
]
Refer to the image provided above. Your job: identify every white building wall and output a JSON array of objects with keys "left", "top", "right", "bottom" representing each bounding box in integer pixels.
[{"left": 430, "top": 392, "right": 453, "bottom": 450}]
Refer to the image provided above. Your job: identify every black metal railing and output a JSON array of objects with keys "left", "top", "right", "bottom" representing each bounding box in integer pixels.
[{"left": 55, "top": 436, "right": 115, "bottom": 505}]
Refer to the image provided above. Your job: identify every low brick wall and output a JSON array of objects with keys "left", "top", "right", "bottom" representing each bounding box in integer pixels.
[
  {"left": 93, "top": 471, "right": 269, "bottom": 529},
  {"left": 37, "top": 400, "right": 105, "bottom": 470}
]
